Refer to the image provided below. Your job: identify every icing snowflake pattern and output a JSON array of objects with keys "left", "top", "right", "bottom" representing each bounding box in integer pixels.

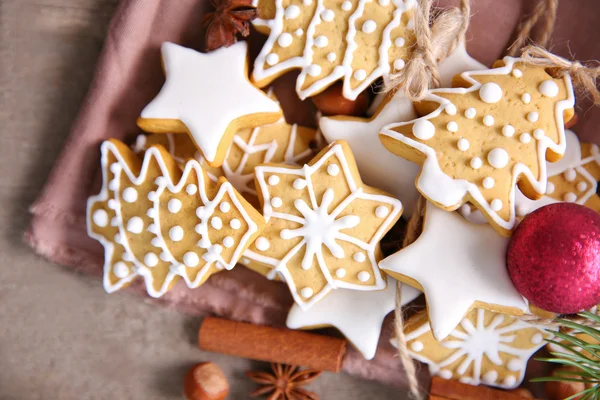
[
  {"left": 252, "top": 0, "right": 416, "bottom": 100},
  {"left": 247, "top": 141, "right": 403, "bottom": 309},
  {"left": 87, "top": 140, "right": 264, "bottom": 297},
  {"left": 401, "top": 309, "right": 555, "bottom": 389}
]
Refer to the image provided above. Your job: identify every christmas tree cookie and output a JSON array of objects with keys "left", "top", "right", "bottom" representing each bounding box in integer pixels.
[
  {"left": 87, "top": 140, "right": 265, "bottom": 297},
  {"left": 380, "top": 57, "right": 575, "bottom": 236},
  {"left": 245, "top": 140, "right": 403, "bottom": 309},
  {"left": 251, "top": 0, "right": 416, "bottom": 100}
]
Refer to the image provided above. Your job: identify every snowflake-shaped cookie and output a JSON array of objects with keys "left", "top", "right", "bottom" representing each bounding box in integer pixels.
[
  {"left": 399, "top": 309, "right": 555, "bottom": 389},
  {"left": 380, "top": 57, "right": 575, "bottom": 236},
  {"left": 245, "top": 141, "right": 403, "bottom": 309},
  {"left": 252, "top": 0, "right": 416, "bottom": 100},
  {"left": 87, "top": 140, "right": 265, "bottom": 297}
]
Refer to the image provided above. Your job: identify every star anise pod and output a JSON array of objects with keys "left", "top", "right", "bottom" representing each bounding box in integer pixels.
[
  {"left": 202, "top": 0, "right": 257, "bottom": 51},
  {"left": 246, "top": 363, "right": 322, "bottom": 400}
]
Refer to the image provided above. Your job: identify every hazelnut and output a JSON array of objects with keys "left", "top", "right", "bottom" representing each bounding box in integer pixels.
[{"left": 183, "top": 362, "right": 229, "bottom": 400}]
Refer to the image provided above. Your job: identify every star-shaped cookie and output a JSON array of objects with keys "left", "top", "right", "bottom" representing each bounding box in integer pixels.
[
  {"left": 379, "top": 201, "right": 528, "bottom": 340},
  {"left": 137, "top": 41, "right": 282, "bottom": 167},
  {"left": 287, "top": 279, "right": 421, "bottom": 360}
]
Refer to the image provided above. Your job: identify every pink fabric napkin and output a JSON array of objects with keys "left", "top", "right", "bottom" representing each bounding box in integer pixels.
[{"left": 25, "top": 0, "right": 600, "bottom": 389}]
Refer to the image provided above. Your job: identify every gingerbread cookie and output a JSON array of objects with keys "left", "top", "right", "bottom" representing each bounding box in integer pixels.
[
  {"left": 380, "top": 201, "right": 528, "bottom": 340},
  {"left": 87, "top": 140, "right": 265, "bottom": 297},
  {"left": 245, "top": 140, "right": 403, "bottom": 309},
  {"left": 137, "top": 41, "right": 282, "bottom": 168},
  {"left": 133, "top": 99, "right": 320, "bottom": 207},
  {"left": 251, "top": 0, "right": 416, "bottom": 100},
  {"left": 380, "top": 57, "right": 575, "bottom": 236},
  {"left": 400, "top": 308, "right": 555, "bottom": 389},
  {"left": 320, "top": 44, "right": 485, "bottom": 216}
]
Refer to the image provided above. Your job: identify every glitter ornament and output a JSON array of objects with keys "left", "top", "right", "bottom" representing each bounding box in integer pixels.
[{"left": 507, "top": 203, "right": 600, "bottom": 314}]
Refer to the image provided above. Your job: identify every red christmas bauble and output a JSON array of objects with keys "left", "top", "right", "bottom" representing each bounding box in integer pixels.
[{"left": 507, "top": 203, "right": 600, "bottom": 314}]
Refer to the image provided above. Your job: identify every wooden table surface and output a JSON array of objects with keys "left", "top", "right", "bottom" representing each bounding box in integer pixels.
[{"left": 0, "top": 1, "right": 405, "bottom": 398}]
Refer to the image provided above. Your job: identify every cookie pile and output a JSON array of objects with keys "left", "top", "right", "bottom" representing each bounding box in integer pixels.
[{"left": 86, "top": 0, "right": 600, "bottom": 392}]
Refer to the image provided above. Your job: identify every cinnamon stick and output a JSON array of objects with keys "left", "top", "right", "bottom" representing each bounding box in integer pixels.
[{"left": 198, "top": 317, "right": 347, "bottom": 372}]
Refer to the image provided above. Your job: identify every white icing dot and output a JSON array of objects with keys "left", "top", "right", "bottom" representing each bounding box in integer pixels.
[
  {"left": 108, "top": 179, "right": 118, "bottom": 191},
  {"left": 439, "top": 370, "right": 452, "bottom": 379},
  {"left": 412, "top": 119, "right": 435, "bottom": 140},
  {"left": 327, "top": 52, "right": 336, "bottom": 62},
  {"left": 219, "top": 202, "right": 231, "bottom": 213},
  {"left": 470, "top": 157, "right": 482, "bottom": 170},
  {"left": 483, "top": 177, "right": 495, "bottom": 189},
  {"left": 503, "top": 376, "right": 517, "bottom": 387},
  {"left": 211, "top": 216, "right": 223, "bottom": 230},
  {"left": 327, "top": 164, "right": 340, "bottom": 176},
  {"left": 169, "top": 226, "right": 184, "bottom": 242},
  {"left": 502, "top": 125, "right": 515, "bottom": 137},
  {"left": 393, "top": 59, "right": 405, "bottom": 70},
  {"left": 376, "top": 206, "right": 389, "bottom": 218},
  {"left": 230, "top": 219, "right": 241, "bottom": 230},
  {"left": 446, "top": 121, "right": 458, "bottom": 132},
  {"left": 353, "top": 252, "right": 366, "bottom": 262},
  {"left": 483, "top": 115, "right": 495, "bottom": 127},
  {"left": 303, "top": 0, "right": 312, "bottom": 4},
  {"left": 362, "top": 20, "right": 377, "bottom": 34},
  {"left": 160, "top": 252, "right": 171, "bottom": 262},
  {"left": 183, "top": 252, "right": 199, "bottom": 267},
  {"left": 321, "top": 9, "right": 335, "bottom": 21},
  {"left": 564, "top": 192, "right": 577, "bottom": 202},
  {"left": 295, "top": 28, "right": 303, "bottom": 36},
  {"left": 314, "top": 35, "right": 328, "bottom": 48},
  {"left": 533, "top": 128, "right": 545, "bottom": 140},
  {"left": 255, "top": 237, "right": 270, "bottom": 251},
  {"left": 111, "top": 217, "right": 118, "bottom": 226},
  {"left": 293, "top": 179, "right": 307, "bottom": 190},
  {"left": 307, "top": 64, "right": 322, "bottom": 77},
  {"left": 223, "top": 236, "right": 234, "bottom": 248},
  {"left": 379, "top": 0, "right": 390, "bottom": 5},
  {"left": 577, "top": 181, "right": 588, "bottom": 192},
  {"left": 168, "top": 198, "right": 182, "bottom": 213},
  {"left": 479, "top": 82, "right": 503, "bottom": 103},
  {"left": 531, "top": 332, "right": 544, "bottom": 344},
  {"left": 527, "top": 112, "right": 539, "bottom": 123},
  {"left": 507, "top": 358, "right": 522, "bottom": 372},
  {"left": 460, "top": 204, "right": 471, "bottom": 217},
  {"left": 353, "top": 69, "right": 367, "bottom": 81},
  {"left": 147, "top": 223, "right": 157, "bottom": 233},
  {"left": 122, "top": 187, "right": 138, "bottom": 203},
  {"left": 394, "top": 37, "right": 405, "bottom": 47},
  {"left": 241, "top": 257, "right": 249, "bottom": 265},
  {"left": 445, "top": 104, "right": 457, "bottom": 115},
  {"left": 457, "top": 138, "right": 470, "bottom": 151},
  {"left": 126, "top": 216, "right": 144, "bottom": 234},
  {"left": 144, "top": 252, "right": 159, "bottom": 267},
  {"left": 285, "top": 5, "right": 300, "bottom": 19},
  {"left": 564, "top": 168, "right": 577, "bottom": 182},
  {"left": 520, "top": 133, "right": 532, "bottom": 144},
  {"left": 341, "top": 0, "right": 352, "bottom": 11},
  {"left": 197, "top": 237, "right": 210, "bottom": 248},
  {"left": 491, "top": 199, "right": 503, "bottom": 211},
  {"left": 114, "top": 233, "right": 122, "bottom": 244},
  {"left": 277, "top": 32, "right": 293, "bottom": 48},
  {"left": 271, "top": 197, "right": 283, "bottom": 208},
  {"left": 357, "top": 271, "right": 370, "bottom": 282},
  {"left": 301, "top": 287, "right": 313, "bottom": 298},
  {"left": 266, "top": 53, "right": 279, "bottom": 66},
  {"left": 546, "top": 182, "right": 555, "bottom": 194},
  {"left": 410, "top": 341, "right": 424, "bottom": 352},
  {"left": 482, "top": 370, "right": 498, "bottom": 384},
  {"left": 155, "top": 177, "right": 166, "bottom": 186},
  {"left": 521, "top": 93, "right": 531, "bottom": 104},
  {"left": 186, "top": 184, "right": 197, "bottom": 195},
  {"left": 487, "top": 148, "right": 509, "bottom": 169},
  {"left": 147, "top": 191, "right": 157, "bottom": 201},
  {"left": 113, "top": 262, "right": 129, "bottom": 278},
  {"left": 146, "top": 208, "right": 156, "bottom": 218},
  {"left": 539, "top": 79, "right": 559, "bottom": 98},
  {"left": 333, "top": 268, "right": 346, "bottom": 279},
  {"left": 92, "top": 209, "right": 109, "bottom": 227},
  {"left": 464, "top": 108, "right": 476, "bottom": 119},
  {"left": 512, "top": 68, "right": 523, "bottom": 78},
  {"left": 267, "top": 175, "right": 280, "bottom": 186},
  {"left": 151, "top": 237, "right": 161, "bottom": 247},
  {"left": 110, "top": 163, "right": 120, "bottom": 173}
]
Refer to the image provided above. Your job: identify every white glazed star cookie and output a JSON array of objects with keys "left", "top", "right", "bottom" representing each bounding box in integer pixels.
[
  {"left": 137, "top": 41, "right": 282, "bottom": 168},
  {"left": 252, "top": 0, "right": 416, "bottom": 100},
  {"left": 87, "top": 140, "right": 265, "bottom": 297},
  {"left": 380, "top": 57, "right": 575, "bottom": 236},
  {"left": 245, "top": 140, "right": 403, "bottom": 309}
]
